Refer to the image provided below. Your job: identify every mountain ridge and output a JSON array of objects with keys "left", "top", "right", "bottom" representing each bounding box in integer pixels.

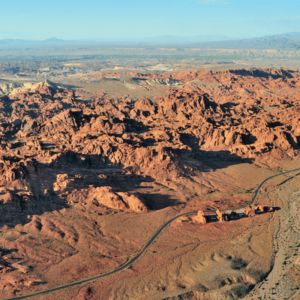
[{"left": 0, "top": 32, "right": 300, "bottom": 50}]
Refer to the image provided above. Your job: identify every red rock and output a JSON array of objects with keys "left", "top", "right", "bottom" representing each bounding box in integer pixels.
[
  {"left": 216, "top": 209, "right": 230, "bottom": 222},
  {"left": 244, "top": 206, "right": 256, "bottom": 217},
  {"left": 192, "top": 210, "right": 207, "bottom": 224},
  {"left": 0, "top": 68, "right": 296, "bottom": 224}
]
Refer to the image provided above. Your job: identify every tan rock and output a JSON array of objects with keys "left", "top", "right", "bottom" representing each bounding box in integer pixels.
[
  {"left": 192, "top": 210, "right": 207, "bottom": 224},
  {"left": 244, "top": 206, "right": 256, "bottom": 217},
  {"left": 216, "top": 209, "right": 230, "bottom": 222},
  {"left": 89, "top": 186, "right": 127, "bottom": 211},
  {"left": 117, "top": 192, "right": 148, "bottom": 213}
]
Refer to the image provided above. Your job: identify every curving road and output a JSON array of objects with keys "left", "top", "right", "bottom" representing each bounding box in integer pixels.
[{"left": 6, "top": 167, "right": 300, "bottom": 300}]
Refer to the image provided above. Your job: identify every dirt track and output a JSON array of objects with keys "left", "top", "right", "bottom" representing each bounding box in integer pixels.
[{"left": 244, "top": 173, "right": 300, "bottom": 300}]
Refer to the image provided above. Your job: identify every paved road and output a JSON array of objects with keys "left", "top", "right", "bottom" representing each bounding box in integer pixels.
[{"left": 6, "top": 167, "right": 300, "bottom": 300}]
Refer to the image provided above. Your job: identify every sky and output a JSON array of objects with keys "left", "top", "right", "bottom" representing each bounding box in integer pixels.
[{"left": 0, "top": 0, "right": 300, "bottom": 40}]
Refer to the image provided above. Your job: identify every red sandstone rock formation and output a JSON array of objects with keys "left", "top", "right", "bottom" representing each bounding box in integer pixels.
[
  {"left": 0, "top": 68, "right": 296, "bottom": 223},
  {"left": 244, "top": 206, "right": 256, "bottom": 217},
  {"left": 254, "top": 205, "right": 274, "bottom": 213},
  {"left": 66, "top": 186, "right": 148, "bottom": 213},
  {"left": 216, "top": 209, "right": 230, "bottom": 222},
  {"left": 192, "top": 210, "right": 207, "bottom": 224}
]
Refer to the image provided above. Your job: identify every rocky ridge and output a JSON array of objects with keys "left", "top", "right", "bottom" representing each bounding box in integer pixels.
[{"left": 0, "top": 69, "right": 300, "bottom": 224}]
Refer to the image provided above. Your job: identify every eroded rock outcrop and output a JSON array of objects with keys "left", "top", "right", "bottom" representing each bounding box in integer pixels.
[
  {"left": 67, "top": 186, "right": 148, "bottom": 213},
  {"left": 243, "top": 206, "right": 256, "bottom": 217},
  {"left": 216, "top": 209, "right": 230, "bottom": 222},
  {"left": 0, "top": 68, "right": 297, "bottom": 223},
  {"left": 192, "top": 210, "right": 207, "bottom": 224}
]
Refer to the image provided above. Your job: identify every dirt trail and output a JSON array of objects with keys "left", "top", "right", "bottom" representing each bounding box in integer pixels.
[{"left": 244, "top": 176, "right": 300, "bottom": 299}]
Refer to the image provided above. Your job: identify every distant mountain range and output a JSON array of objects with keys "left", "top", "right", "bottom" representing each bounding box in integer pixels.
[
  {"left": 1, "top": 33, "right": 300, "bottom": 50},
  {"left": 189, "top": 33, "right": 300, "bottom": 51},
  {"left": 0, "top": 37, "right": 75, "bottom": 45}
]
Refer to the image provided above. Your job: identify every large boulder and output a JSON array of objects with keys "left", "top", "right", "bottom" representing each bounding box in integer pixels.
[
  {"left": 244, "top": 206, "right": 256, "bottom": 217},
  {"left": 192, "top": 210, "right": 207, "bottom": 224}
]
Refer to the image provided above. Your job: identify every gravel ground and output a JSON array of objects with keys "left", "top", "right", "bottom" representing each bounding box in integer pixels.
[{"left": 244, "top": 176, "right": 300, "bottom": 300}]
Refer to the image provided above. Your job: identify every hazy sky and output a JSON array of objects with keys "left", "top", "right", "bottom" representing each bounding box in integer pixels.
[{"left": 1, "top": 0, "right": 299, "bottom": 40}]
